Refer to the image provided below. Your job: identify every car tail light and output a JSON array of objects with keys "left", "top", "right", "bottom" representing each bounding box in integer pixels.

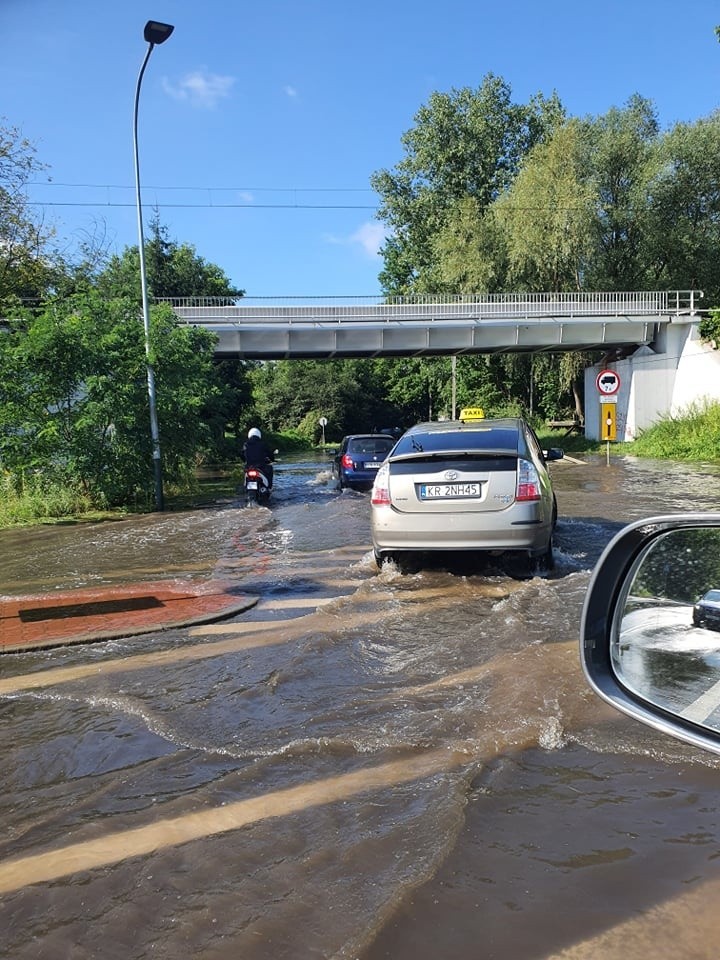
[
  {"left": 516, "top": 458, "right": 541, "bottom": 501},
  {"left": 371, "top": 463, "right": 391, "bottom": 505},
  {"left": 341, "top": 453, "right": 354, "bottom": 469}
]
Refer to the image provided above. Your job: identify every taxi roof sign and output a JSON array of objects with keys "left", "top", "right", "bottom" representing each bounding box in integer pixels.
[{"left": 459, "top": 407, "right": 485, "bottom": 422}]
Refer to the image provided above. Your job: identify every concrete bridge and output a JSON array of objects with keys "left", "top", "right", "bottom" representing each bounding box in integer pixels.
[
  {"left": 163, "top": 290, "right": 703, "bottom": 360},
  {"left": 165, "top": 288, "right": 720, "bottom": 445}
]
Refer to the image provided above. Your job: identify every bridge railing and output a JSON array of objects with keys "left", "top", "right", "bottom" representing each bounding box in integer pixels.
[{"left": 160, "top": 290, "right": 703, "bottom": 322}]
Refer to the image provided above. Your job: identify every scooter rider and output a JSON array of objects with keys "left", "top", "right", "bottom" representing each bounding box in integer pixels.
[{"left": 242, "top": 428, "right": 274, "bottom": 488}]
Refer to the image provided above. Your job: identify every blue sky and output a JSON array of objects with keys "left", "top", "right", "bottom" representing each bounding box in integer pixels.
[{"left": 3, "top": 0, "right": 720, "bottom": 299}]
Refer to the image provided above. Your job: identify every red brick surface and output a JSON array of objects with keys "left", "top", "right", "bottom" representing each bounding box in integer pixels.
[{"left": 0, "top": 580, "right": 255, "bottom": 653}]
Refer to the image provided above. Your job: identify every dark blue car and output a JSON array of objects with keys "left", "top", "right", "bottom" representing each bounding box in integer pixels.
[
  {"left": 693, "top": 589, "right": 720, "bottom": 631},
  {"left": 333, "top": 434, "right": 396, "bottom": 490}
]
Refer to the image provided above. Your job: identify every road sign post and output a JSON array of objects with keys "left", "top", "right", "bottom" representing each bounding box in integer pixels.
[
  {"left": 596, "top": 369, "right": 620, "bottom": 463},
  {"left": 319, "top": 416, "right": 328, "bottom": 446}
]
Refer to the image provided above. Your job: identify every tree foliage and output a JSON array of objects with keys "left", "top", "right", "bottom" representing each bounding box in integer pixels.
[
  {"left": 371, "top": 75, "right": 565, "bottom": 295},
  {"left": 378, "top": 87, "right": 720, "bottom": 308},
  {"left": 0, "top": 295, "right": 219, "bottom": 505},
  {"left": 642, "top": 115, "right": 720, "bottom": 302},
  {"left": 96, "top": 215, "right": 244, "bottom": 303},
  {"left": 249, "top": 360, "right": 405, "bottom": 443},
  {"left": 699, "top": 307, "right": 720, "bottom": 348},
  {"left": 0, "top": 120, "right": 61, "bottom": 307},
  {"left": 494, "top": 120, "right": 596, "bottom": 291},
  {"left": 4, "top": 71, "right": 720, "bottom": 498}
]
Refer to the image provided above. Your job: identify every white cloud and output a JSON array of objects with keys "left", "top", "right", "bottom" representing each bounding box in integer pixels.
[
  {"left": 349, "top": 222, "right": 387, "bottom": 257},
  {"left": 162, "top": 71, "right": 235, "bottom": 109},
  {"left": 323, "top": 222, "right": 387, "bottom": 257},
  {"left": 284, "top": 85, "right": 298, "bottom": 99}
]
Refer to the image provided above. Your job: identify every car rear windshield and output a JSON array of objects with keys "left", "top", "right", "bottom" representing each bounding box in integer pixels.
[
  {"left": 348, "top": 438, "right": 395, "bottom": 455},
  {"left": 393, "top": 427, "right": 519, "bottom": 455}
]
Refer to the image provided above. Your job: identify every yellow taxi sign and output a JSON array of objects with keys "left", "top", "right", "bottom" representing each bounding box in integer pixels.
[{"left": 459, "top": 407, "right": 485, "bottom": 422}]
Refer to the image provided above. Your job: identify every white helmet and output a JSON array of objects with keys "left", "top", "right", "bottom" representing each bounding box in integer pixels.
[{"left": 248, "top": 427, "right": 262, "bottom": 439}]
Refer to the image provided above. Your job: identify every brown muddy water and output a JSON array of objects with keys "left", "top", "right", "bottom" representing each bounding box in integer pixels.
[{"left": 2, "top": 452, "right": 720, "bottom": 959}]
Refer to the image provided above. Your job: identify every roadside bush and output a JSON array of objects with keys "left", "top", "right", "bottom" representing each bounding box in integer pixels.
[
  {"left": 294, "top": 411, "right": 326, "bottom": 446},
  {"left": 0, "top": 471, "right": 96, "bottom": 524},
  {"left": 699, "top": 308, "right": 720, "bottom": 349},
  {"left": 273, "top": 429, "right": 314, "bottom": 452},
  {"left": 630, "top": 399, "right": 720, "bottom": 462}
]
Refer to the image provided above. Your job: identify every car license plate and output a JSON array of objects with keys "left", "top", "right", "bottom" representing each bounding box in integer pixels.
[
  {"left": 420, "top": 483, "right": 481, "bottom": 499},
  {"left": 246, "top": 481, "right": 258, "bottom": 490},
  {"left": 364, "top": 462, "right": 382, "bottom": 470}
]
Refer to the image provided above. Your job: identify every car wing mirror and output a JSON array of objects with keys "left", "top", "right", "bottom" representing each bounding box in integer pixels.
[
  {"left": 543, "top": 447, "right": 564, "bottom": 462},
  {"left": 580, "top": 514, "right": 720, "bottom": 756}
]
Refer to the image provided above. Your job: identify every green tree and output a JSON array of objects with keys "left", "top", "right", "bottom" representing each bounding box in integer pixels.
[
  {"left": 581, "top": 95, "right": 660, "bottom": 290},
  {"left": 432, "top": 198, "right": 509, "bottom": 292},
  {"left": 93, "top": 216, "right": 253, "bottom": 459},
  {"left": 642, "top": 114, "right": 720, "bottom": 304},
  {"left": 96, "top": 215, "right": 244, "bottom": 303},
  {"left": 634, "top": 529, "right": 720, "bottom": 603},
  {"left": 248, "top": 359, "right": 406, "bottom": 441},
  {"left": 0, "top": 120, "right": 60, "bottom": 307},
  {"left": 208, "top": 358, "right": 260, "bottom": 455},
  {"left": 392, "top": 99, "right": 661, "bottom": 423},
  {"left": 493, "top": 120, "right": 596, "bottom": 291},
  {"left": 375, "top": 357, "right": 454, "bottom": 422},
  {"left": 0, "top": 294, "right": 219, "bottom": 506},
  {"left": 371, "top": 75, "right": 565, "bottom": 295},
  {"left": 699, "top": 307, "right": 720, "bottom": 348}
]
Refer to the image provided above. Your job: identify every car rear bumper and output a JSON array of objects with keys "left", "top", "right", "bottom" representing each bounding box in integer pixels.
[
  {"left": 371, "top": 507, "right": 551, "bottom": 554},
  {"left": 341, "top": 469, "right": 381, "bottom": 486}
]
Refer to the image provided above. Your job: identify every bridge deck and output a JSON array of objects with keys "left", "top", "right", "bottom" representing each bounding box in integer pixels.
[{"left": 163, "top": 291, "right": 702, "bottom": 359}]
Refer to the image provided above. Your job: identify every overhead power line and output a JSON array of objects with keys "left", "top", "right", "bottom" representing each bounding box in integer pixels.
[
  {"left": 26, "top": 200, "right": 379, "bottom": 210},
  {"left": 27, "top": 181, "right": 377, "bottom": 193},
  {"left": 24, "top": 181, "right": 380, "bottom": 211},
  {"left": 24, "top": 180, "right": 593, "bottom": 212}
]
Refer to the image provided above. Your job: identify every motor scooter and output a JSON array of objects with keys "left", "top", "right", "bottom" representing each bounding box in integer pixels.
[{"left": 243, "top": 465, "right": 271, "bottom": 504}]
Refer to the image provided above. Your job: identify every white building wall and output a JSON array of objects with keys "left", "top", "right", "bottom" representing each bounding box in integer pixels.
[{"left": 585, "top": 321, "right": 720, "bottom": 442}]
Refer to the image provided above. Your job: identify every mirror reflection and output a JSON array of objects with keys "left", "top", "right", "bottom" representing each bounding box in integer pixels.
[{"left": 615, "top": 528, "right": 720, "bottom": 730}]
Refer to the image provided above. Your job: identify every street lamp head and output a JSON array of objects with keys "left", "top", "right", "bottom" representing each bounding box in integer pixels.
[{"left": 143, "top": 20, "right": 174, "bottom": 45}]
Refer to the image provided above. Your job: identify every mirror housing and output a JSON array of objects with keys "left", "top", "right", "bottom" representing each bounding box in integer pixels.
[
  {"left": 580, "top": 513, "right": 720, "bottom": 756},
  {"left": 543, "top": 447, "right": 564, "bottom": 462}
]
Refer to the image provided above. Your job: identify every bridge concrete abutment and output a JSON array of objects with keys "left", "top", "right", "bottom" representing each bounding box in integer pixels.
[{"left": 584, "top": 320, "right": 720, "bottom": 442}]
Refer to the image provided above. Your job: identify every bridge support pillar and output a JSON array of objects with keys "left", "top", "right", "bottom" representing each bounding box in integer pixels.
[{"left": 584, "top": 321, "right": 720, "bottom": 442}]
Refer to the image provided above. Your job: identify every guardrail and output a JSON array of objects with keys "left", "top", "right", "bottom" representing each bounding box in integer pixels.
[{"left": 159, "top": 290, "right": 703, "bottom": 323}]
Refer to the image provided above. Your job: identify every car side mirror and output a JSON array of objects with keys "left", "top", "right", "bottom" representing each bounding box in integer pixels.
[
  {"left": 543, "top": 447, "right": 564, "bottom": 462},
  {"left": 580, "top": 514, "right": 720, "bottom": 756}
]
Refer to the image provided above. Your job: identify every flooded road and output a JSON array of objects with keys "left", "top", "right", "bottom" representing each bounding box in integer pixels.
[{"left": 2, "top": 452, "right": 720, "bottom": 959}]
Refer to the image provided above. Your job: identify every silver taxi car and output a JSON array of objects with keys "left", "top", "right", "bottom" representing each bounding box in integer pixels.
[{"left": 370, "top": 413, "right": 563, "bottom": 570}]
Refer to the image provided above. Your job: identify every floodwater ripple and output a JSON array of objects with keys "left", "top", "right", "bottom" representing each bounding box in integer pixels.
[{"left": 2, "top": 454, "right": 720, "bottom": 960}]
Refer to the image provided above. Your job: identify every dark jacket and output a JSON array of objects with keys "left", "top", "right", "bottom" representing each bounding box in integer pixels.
[{"left": 242, "top": 436, "right": 273, "bottom": 467}]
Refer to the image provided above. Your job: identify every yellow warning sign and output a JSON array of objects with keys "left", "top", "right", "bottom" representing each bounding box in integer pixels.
[{"left": 601, "top": 402, "right": 617, "bottom": 441}]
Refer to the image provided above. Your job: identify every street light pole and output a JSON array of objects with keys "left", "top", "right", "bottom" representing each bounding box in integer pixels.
[{"left": 133, "top": 20, "right": 174, "bottom": 511}]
